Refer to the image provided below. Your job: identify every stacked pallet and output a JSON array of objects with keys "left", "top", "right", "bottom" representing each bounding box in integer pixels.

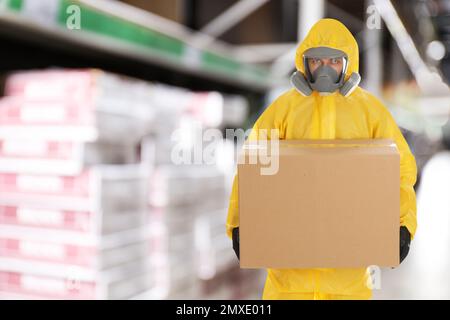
[{"left": 0, "top": 70, "right": 154, "bottom": 299}]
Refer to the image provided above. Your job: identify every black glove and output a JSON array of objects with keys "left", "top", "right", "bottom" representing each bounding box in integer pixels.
[
  {"left": 400, "top": 226, "right": 411, "bottom": 264},
  {"left": 232, "top": 227, "right": 240, "bottom": 261}
]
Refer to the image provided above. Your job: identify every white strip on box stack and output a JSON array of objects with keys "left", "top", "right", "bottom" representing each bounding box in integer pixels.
[{"left": 0, "top": 69, "right": 155, "bottom": 299}]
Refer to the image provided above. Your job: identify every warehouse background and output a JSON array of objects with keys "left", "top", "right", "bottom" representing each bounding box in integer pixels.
[{"left": 0, "top": 0, "right": 449, "bottom": 299}]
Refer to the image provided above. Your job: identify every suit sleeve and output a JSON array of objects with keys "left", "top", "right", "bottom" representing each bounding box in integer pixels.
[
  {"left": 225, "top": 95, "right": 286, "bottom": 239},
  {"left": 372, "top": 102, "right": 418, "bottom": 239}
]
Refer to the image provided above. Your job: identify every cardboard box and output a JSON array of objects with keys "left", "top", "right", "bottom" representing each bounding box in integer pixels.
[{"left": 238, "top": 139, "right": 400, "bottom": 268}]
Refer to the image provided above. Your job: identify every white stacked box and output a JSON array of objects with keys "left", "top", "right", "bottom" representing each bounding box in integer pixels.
[
  {"left": 149, "top": 165, "right": 227, "bottom": 208},
  {"left": 195, "top": 209, "right": 237, "bottom": 280},
  {"left": 222, "top": 95, "right": 249, "bottom": 127},
  {"left": 0, "top": 225, "right": 149, "bottom": 271},
  {"left": 144, "top": 84, "right": 228, "bottom": 166},
  {"left": 0, "top": 69, "right": 155, "bottom": 144},
  {"left": 0, "top": 258, "right": 153, "bottom": 300},
  {"left": 0, "top": 139, "right": 138, "bottom": 175},
  {"left": 145, "top": 164, "right": 228, "bottom": 299},
  {"left": 0, "top": 171, "right": 153, "bottom": 299},
  {"left": 0, "top": 164, "right": 150, "bottom": 234},
  {"left": 0, "top": 69, "right": 155, "bottom": 299},
  {"left": 130, "top": 83, "right": 246, "bottom": 299}
]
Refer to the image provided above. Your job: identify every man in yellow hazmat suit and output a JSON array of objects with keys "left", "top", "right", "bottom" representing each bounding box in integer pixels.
[{"left": 225, "top": 18, "right": 417, "bottom": 300}]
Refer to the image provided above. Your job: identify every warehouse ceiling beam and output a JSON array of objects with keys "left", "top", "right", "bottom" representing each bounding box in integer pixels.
[
  {"left": 79, "top": 0, "right": 232, "bottom": 53},
  {"left": 192, "top": 0, "right": 270, "bottom": 48},
  {"left": 79, "top": 0, "right": 275, "bottom": 70},
  {"left": 373, "top": 0, "right": 449, "bottom": 95},
  {"left": 0, "top": 0, "right": 284, "bottom": 92},
  {"left": 327, "top": 2, "right": 365, "bottom": 31},
  {"left": 270, "top": 0, "right": 324, "bottom": 78}
]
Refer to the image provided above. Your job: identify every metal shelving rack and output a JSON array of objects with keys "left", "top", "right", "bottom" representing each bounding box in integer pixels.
[{"left": 0, "top": 0, "right": 282, "bottom": 94}]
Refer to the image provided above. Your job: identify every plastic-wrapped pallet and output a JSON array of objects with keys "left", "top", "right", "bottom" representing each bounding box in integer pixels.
[
  {"left": 149, "top": 84, "right": 224, "bottom": 129},
  {"left": 0, "top": 259, "right": 153, "bottom": 300},
  {"left": 0, "top": 165, "right": 149, "bottom": 233},
  {"left": 0, "top": 164, "right": 152, "bottom": 299},
  {"left": 143, "top": 164, "right": 228, "bottom": 299},
  {"left": 194, "top": 209, "right": 237, "bottom": 279},
  {"left": 142, "top": 115, "right": 204, "bottom": 166},
  {"left": 0, "top": 225, "right": 149, "bottom": 270},
  {"left": 0, "top": 69, "right": 156, "bottom": 144},
  {"left": 0, "top": 69, "right": 156, "bottom": 299},
  {"left": 141, "top": 84, "right": 231, "bottom": 166},
  {"left": 0, "top": 139, "right": 138, "bottom": 175},
  {"left": 148, "top": 165, "right": 227, "bottom": 208},
  {"left": 195, "top": 265, "right": 265, "bottom": 300},
  {"left": 0, "top": 166, "right": 152, "bottom": 300},
  {"left": 144, "top": 217, "right": 200, "bottom": 299},
  {"left": 222, "top": 95, "right": 249, "bottom": 128},
  {"left": 132, "top": 221, "right": 198, "bottom": 300},
  {"left": 0, "top": 164, "right": 149, "bottom": 219}
]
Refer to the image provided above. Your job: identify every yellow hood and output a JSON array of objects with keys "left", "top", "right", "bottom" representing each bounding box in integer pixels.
[{"left": 295, "top": 18, "right": 359, "bottom": 80}]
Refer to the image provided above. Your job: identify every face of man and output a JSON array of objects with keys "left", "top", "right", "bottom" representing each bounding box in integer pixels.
[{"left": 307, "top": 57, "right": 344, "bottom": 75}]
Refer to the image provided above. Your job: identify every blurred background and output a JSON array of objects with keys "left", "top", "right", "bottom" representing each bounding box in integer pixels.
[{"left": 0, "top": 0, "right": 449, "bottom": 300}]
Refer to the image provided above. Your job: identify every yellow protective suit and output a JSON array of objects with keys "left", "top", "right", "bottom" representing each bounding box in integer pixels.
[{"left": 225, "top": 18, "right": 417, "bottom": 300}]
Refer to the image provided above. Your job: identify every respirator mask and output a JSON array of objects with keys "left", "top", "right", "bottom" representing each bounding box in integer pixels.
[{"left": 290, "top": 46, "right": 361, "bottom": 97}]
